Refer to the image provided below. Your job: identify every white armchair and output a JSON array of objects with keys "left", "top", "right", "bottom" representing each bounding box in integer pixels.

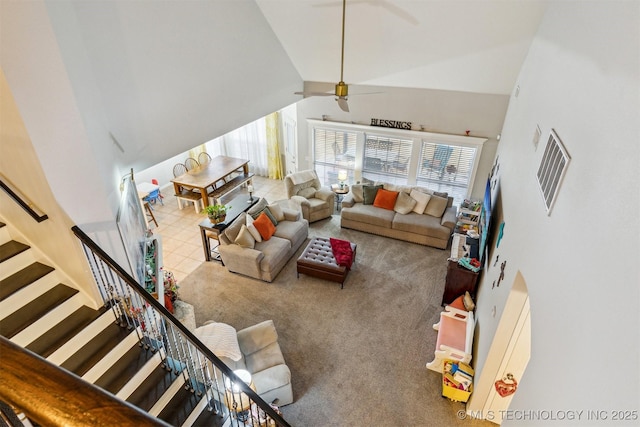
[{"left": 284, "top": 170, "right": 335, "bottom": 223}]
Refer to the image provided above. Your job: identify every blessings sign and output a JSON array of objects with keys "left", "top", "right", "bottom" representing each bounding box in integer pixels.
[{"left": 370, "top": 118, "right": 412, "bottom": 130}]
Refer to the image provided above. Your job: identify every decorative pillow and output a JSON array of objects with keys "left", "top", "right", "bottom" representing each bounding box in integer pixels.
[
  {"left": 373, "top": 188, "right": 399, "bottom": 210},
  {"left": 224, "top": 212, "right": 246, "bottom": 242},
  {"left": 251, "top": 206, "right": 278, "bottom": 226},
  {"left": 247, "top": 197, "right": 268, "bottom": 216},
  {"left": 434, "top": 191, "right": 448, "bottom": 198},
  {"left": 253, "top": 212, "right": 276, "bottom": 240},
  {"left": 234, "top": 225, "right": 256, "bottom": 249},
  {"left": 297, "top": 187, "right": 317, "bottom": 199},
  {"left": 463, "top": 291, "right": 476, "bottom": 311},
  {"left": 394, "top": 191, "right": 417, "bottom": 214},
  {"left": 267, "top": 203, "right": 286, "bottom": 222},
  {"left": 351, "top": 184, "right": 364, "bottom": 203},
  {"left": 363, "top": 185, "right": 383, "bottom": 205},
  {"left": 410, "top": 189, "right": 431, "bottom": 214},
  {"left": 245, "top": 215, "right": 262, "bottom": 242},
  {"left": 449, "top": 295, "right": 467, "bottom": 311},
  {"left": 424, "top": 194, "right": 448, "bottom": 217}
]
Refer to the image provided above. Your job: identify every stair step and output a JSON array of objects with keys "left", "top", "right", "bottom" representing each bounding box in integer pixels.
[
  {"left": 94, "top": 344, "right": 156, "bottom": 394},
  {"left": 0, "top": 262, "right": 55, "bottom": 301},
  {"left": 0, "top": 222, "right": 10, "bottom": 244},
  {"left": 127, "top": 364, "right": 181, "bottom": 411},
  {"left": 0, "top": 240, "right": 29, "bottom": 263},
  {"left": 0, "top": 283, "right": 77, "bottom": 338},
  {"left": 60, "top": 322, "right": 133, "bottom": 377},
  {"left": 191, "top": 397, "right": 227, "bottom": 427},
  {"left": 157, "top": 385, "right": 204, "bottom": 427},
  {"left": 26, "top": 305, "right": 108, "bottom": 358}
]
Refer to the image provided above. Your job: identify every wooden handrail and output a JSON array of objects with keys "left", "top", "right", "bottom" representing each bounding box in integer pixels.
[
  {"left": 0, "top": 173, "right": 48, "bottom": 222},
  {"left": 0, "top": 336, "right": 171, "bottom": 427}
]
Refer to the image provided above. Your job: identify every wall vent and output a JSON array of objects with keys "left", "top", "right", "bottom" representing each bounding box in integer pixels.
[{"left": 536, "top": 129, "right": 570, "bottom": 214}]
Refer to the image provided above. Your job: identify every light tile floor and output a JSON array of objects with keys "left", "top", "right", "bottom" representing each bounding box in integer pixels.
[{"left": 146, "top": 176, "right": 288, "bottom": 284}]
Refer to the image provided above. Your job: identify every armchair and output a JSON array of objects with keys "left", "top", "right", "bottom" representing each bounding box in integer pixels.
[
  {"left": 284, "top": 170, "right": 335, "bottom": 223},
  {"left": 195, "top": 320, "right": 293, "bottom": 406}
]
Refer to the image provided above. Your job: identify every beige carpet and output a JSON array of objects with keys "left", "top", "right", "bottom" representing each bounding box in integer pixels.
[{"left": 178, "top": 214, "right": 491, "bottom": 427}]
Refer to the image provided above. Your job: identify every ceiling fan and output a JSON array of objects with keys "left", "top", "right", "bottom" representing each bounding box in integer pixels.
[{"left": 295, "top": 0, "right": 354, "bottom": 112}]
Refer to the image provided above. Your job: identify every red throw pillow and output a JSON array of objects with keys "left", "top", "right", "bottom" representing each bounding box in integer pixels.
[
  {"left": 253, "top": 212, "right": 276, "bottom": 240},
  {"left": 373, "top": 188, "right": 399, "bottom": 210}
]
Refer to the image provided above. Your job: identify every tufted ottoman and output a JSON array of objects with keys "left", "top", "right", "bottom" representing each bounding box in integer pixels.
[{"left": 296, "top": 237, "right": 356, "bottom": 288}]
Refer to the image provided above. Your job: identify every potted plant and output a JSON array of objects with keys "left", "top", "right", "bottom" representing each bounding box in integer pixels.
[{"left": 204, "top": 203, "right": 231, "bottom": 223}]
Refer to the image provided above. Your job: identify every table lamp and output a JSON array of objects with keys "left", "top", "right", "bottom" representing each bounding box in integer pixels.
[
  {"left": 338, "top": 170, "right": 348, "bottom": 189},
  {"left": 247, "top": 185, "right": 254, "bottom": 202},
  {"left": 224, "top": 369, "right": 256, "bottom": 422}
]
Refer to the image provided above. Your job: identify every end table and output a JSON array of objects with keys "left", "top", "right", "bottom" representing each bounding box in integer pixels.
[{"left": 331, "top": 185, "right": 349, "bottom": 211}]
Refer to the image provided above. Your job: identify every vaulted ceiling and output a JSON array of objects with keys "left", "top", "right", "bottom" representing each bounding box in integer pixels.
[{"left": 256, "top": 0, "right": 548, "bottom": 95}]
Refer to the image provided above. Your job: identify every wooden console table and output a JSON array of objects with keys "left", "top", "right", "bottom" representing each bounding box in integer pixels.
[{"left": 441, "top": 259, "right": 480, "bottom": 306}]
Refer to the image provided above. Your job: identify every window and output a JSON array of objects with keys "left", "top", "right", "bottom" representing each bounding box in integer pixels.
[
  {"left": 362, "top": 135, "right": 412, "bottom": 185},
  {"left": 417, "top": 142, "right": 478, "bottom": 204},
  {"left": 537, "top": 129, "right": 570, "bottom": 214},
  {"left": 313, "top": 127, "right": 357, "bottom": 185},
  {"left": 309, "top": 120, "right": 486, "bottom": 205}
]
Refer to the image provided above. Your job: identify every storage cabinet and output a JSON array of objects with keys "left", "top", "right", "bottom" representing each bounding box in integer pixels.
[{"left": 441, "top": 259, "right": 480, "bottom": 306}]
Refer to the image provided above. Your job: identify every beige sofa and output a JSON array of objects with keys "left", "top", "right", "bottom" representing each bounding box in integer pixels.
[
  {"left": 218, "top": 198, "right": 309, "bottom": 282},
  {"left": 340, "top": 182, "right": 457, "bottom": 249}
]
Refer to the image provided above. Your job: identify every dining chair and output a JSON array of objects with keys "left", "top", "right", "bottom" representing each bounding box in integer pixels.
[
  {"left": 173, "top": 163, "right": 187, "bottom": 178},
  {"left": 184, "top": 157, "right": 200, "bottom": 171},
  {"left": 198, "top": 152, "right": 212, "bottom": 164}
]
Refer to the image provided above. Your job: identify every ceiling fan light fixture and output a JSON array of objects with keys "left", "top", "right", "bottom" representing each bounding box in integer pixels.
[{"left": 335, "top": 81, "right": 348, "bottom": 97}]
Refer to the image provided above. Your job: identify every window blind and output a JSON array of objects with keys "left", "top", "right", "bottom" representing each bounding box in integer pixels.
[{"left": 362, "top": 135, "right": 413, "bottom": 178}]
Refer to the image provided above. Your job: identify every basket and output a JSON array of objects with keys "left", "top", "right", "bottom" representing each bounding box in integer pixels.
[{"left": 442, "top": 360, "right": 474, "bottom": 402}]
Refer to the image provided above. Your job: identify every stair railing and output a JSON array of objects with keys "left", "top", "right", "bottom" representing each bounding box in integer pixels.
[
  {"left": 0, "top": 173, "right": 48, "bottom": 222},
  {"left": 72, "top": 226, "right": 290, "bottom": 427}
]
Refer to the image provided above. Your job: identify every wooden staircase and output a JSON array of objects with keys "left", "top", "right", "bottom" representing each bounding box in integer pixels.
[{"left": 0, "top": 221, "right": 224, "bottom": 426}]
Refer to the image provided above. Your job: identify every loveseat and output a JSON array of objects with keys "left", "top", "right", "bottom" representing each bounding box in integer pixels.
[
  {"left": 340, "top": 182, "right": 457, "bottom": 249},
  {"left": 218, "top": 198, "right": 309, "bottom": 282}
]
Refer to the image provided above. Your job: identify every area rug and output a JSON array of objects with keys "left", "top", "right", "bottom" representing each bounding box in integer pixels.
[{"left": 178, "top": 214, "right": 489, "bottom": 427}]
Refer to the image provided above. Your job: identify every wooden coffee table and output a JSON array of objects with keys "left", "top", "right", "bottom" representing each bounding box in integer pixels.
[{"left": 296, "top": 237, "right": 356, "bottom": 289}]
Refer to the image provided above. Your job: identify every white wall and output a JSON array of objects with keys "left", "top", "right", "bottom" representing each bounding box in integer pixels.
[
  {"left": 472, "top": 2, "right": 639, "bottom": 423},
  {"left": 1, "top": 0, "right": 302, "bottom": 266},
  {"left": 294, "top": 83, "right": 509, "bottom": 201}
]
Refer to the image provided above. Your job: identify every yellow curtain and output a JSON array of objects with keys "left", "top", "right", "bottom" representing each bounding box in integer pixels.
[
  {"left": 188, "top": 144, "right": 207, "bottom": 163},
  {"left": 265, "top": 112, "right": 283, "bottom": 179}
]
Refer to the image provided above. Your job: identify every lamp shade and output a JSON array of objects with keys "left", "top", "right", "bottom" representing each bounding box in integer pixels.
[
  {"left": 338, "top": 170, "right": 348, "bottom": 181},
  {"left": 224, "top": 369, "right": 255, "bottom": 413}
]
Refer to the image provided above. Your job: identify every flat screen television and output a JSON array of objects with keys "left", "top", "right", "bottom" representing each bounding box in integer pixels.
[{"left": 478, "top": 178, "right": 492, "bottom": 266}]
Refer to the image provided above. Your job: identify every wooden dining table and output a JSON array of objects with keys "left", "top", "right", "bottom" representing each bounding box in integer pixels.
[{"left": 170, "top": 155, "right": 250, "bottom": 204}]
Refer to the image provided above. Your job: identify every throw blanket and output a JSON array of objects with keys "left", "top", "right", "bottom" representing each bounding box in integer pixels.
[
  {"left": 193, "top": 322, "right": 242, "bottom": 361},
  {"left": 330, "top": 238, "right": 354, "bottom": 269},
  {"left": 290, "top": 170, "right": 316, "bottom": 185}
]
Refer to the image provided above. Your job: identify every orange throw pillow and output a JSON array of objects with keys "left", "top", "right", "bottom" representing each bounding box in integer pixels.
[
  {"left": 373, "top": 188, "right": 399, "bottom": 210},
  {"left": 253, "top": 212, "right": 276, "bottom": 240}
]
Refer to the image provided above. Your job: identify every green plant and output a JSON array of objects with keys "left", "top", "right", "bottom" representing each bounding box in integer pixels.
[{"left": 204, "top": 204, "right": 230, "bottom": 218}]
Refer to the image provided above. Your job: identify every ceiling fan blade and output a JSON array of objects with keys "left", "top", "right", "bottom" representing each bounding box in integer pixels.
[
  {"left": 295, "top": 91, "right": 335, "bottom": 97},
  {"left": 337, "top": 97, "right": 350, "bottom": 112}
]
